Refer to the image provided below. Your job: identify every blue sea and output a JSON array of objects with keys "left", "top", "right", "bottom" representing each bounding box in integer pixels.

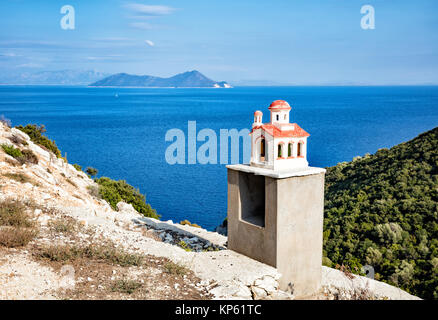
[{"left": 1, "top": 86, "right": 438, "bottom": 230}]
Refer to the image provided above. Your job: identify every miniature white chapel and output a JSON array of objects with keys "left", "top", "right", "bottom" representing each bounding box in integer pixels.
[{"left": 226, "top": 99, "right": 326, "bottom": 297}]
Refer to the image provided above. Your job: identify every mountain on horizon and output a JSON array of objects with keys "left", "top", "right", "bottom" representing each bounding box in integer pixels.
[
  {"left": 0, "top": 70, "right": 109, "bottom": 85},
  {"left": 89, "top": 70, "right": 232, "bottom": 88}
]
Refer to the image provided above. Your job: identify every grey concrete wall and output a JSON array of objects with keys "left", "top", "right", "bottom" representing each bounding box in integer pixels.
[
  {"left": 227, "top": 169, "right": 277, "bottom": 267},
  {"left": 227, "top": 167, "right": 325, "bottom": 298},
  {"left": 276, "top": 172, "right": 325, "bottom": 296}
]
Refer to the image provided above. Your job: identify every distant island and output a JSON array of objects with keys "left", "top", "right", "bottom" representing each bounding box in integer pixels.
[
  {"left": 0, "top": 70, "right": 109, "bottom": 86},
  {"left": 89, "top": 70, "right": 232, "bottom": 88}
]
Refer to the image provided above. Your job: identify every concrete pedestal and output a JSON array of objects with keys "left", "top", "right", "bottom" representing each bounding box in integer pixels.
[{"left": 226, "top": 164, "right": 326, "bottom": 297}]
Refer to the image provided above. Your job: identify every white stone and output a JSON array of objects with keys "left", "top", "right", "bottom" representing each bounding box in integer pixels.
[
  {"left": 210, "top": 282, "right": 252, "bottom": 300},
  {"left": 37, "top": 215, "right": 50, "bottom": 226},
  {"left": 269, "top": 291, "right": 294, "bottom": 300},
  {"left": 116, "top": 202, "right": 137, "bottom": 214},
  {"left": 251, "top": 286, "right": 268, "bottom": 300},
  {"left": 41, "top": 193, "right": 51, "bottom": 201},
  {"left": 253, "top": 276, "right": 278, "bottom": 295},
  {"left": 321, "top": 266, "right": 420, "bottom": 300},
  {"left": 164, "top": 234, "right": 174, "bottom": 243},
  {"left": 10, "top": 128, "right": 30, "bottom": 142}
]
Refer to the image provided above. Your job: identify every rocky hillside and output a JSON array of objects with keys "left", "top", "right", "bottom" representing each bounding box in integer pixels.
[{"left": 0, "top": 121, "right": 418, "bottom": 300}]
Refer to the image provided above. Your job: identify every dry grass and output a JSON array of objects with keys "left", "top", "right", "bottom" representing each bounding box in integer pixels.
[
  {"left": 40, "top": 205, "right": 62, "bottom": 216},
  {"left": 163, "top": 261, "right": 188, "bottom": 276},
  {"left": 8, "top": 134, "right": 28, "bottom": 146},
  {"left": 0, "top": 198, "right": 35, "bottom": 228},
  {"left": 350, "top": 287, "right": 375, "bottom": 300},
  {"left": 111, "top": 279, "right": 143, "bottom": 295},
  {"left": 2, "top": 172, "right": 39, "bottom": 186},
  {"left": 66, "top": 178, "right": 77, "bottom": 188},
  {"left": 20, "top": 149, "right": 38, "bottom": 165},
  {"left": 335, "top": 264, "right": 356, "bottom": 280},
  {"left": 50, "top": 256, "right": 209, "bottom": 300},
  {"left": 31, "top": 240, "right": 209, "bottom": 300},
  {"left": 86, "top": 185, "right": 101, "bottom": 199},
  {"left": 48, "top": 217, "right": 77, "bottom": 235},
  {"left": 34, "top": 243, "right": 144, "bottom": 267},
  {"left": 0, "top": 227, "right": 38, "bottom": 248},
  {"left": 5, "top": 157, "right": 19, "bottom": 167},
  {"left": 0, "top": 199, "right": 38, "bottom": 248}
]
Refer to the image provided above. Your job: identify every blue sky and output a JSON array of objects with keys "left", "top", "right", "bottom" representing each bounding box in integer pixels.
[{"left": 0, "top": 0, "right": 438, "bottom": 85}]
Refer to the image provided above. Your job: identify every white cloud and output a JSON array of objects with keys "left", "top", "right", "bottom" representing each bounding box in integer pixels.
[
  {"left": 85, "top": 55, "right": 123, "bottom": 61},
  {"left": 145, "top": 40, "right": 155, "bottom": 47},
  {"left": 130, "top": 22, "right": 154, "bottom": 30},
  {"left": 124, "top": 3, "right": 175, "bottom": 16},
  {"left": 92, "top": 37, "right": 133, "bottom": 42},
  {"left": 16, "top": 63, "right": 43, "bottom": 68},
  {"left": 0, "top": 52, "right": 18, "bottom": 57}
]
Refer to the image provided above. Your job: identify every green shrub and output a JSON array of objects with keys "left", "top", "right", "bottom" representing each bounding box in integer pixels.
[
  {"left": 86, "top": 167, "right": 98, "bottom": 177},
  {"left": 95, "top": 177, "right": 159, "bottom": 219},
  {"left": 72, "top": 164, "right": 82, "bottom": 172},
  {"left": 1, "top": 145, "right": 39, "bottom": 165},
  {"left": 15, "top": 124, "right": 61, "bottom": 158},
  {"left": 322, "top": 257, "right": 333, "bottom": 268},
  {"left": 1, "top": 144, "right": 23, "bottom": 159}
]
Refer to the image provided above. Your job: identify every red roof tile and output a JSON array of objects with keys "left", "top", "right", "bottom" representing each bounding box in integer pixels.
[
  {"left": 268, "top": 100, "right": 291, "bottom": 110},
  {"left": 250, "top": 123, "right": 310, "bottom": 138}
]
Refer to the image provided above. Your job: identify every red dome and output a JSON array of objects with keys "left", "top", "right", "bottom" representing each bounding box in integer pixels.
[
  {"left": 268, "top": 100, "right": 291, "bottom": 110},
  {"left": 254, "top": 110, "right": 263, "bottom": 116}
]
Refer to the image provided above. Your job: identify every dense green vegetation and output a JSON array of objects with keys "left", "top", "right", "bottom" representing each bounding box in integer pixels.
[
  {"left": 95, "top": 177, "right": 159, "bottom": 220},
  {"left": 323, "top": 127, "right": 438, "bottom": 299},
  {"left": 16, "top": 124, "right": 61, "bottom": 158}
]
